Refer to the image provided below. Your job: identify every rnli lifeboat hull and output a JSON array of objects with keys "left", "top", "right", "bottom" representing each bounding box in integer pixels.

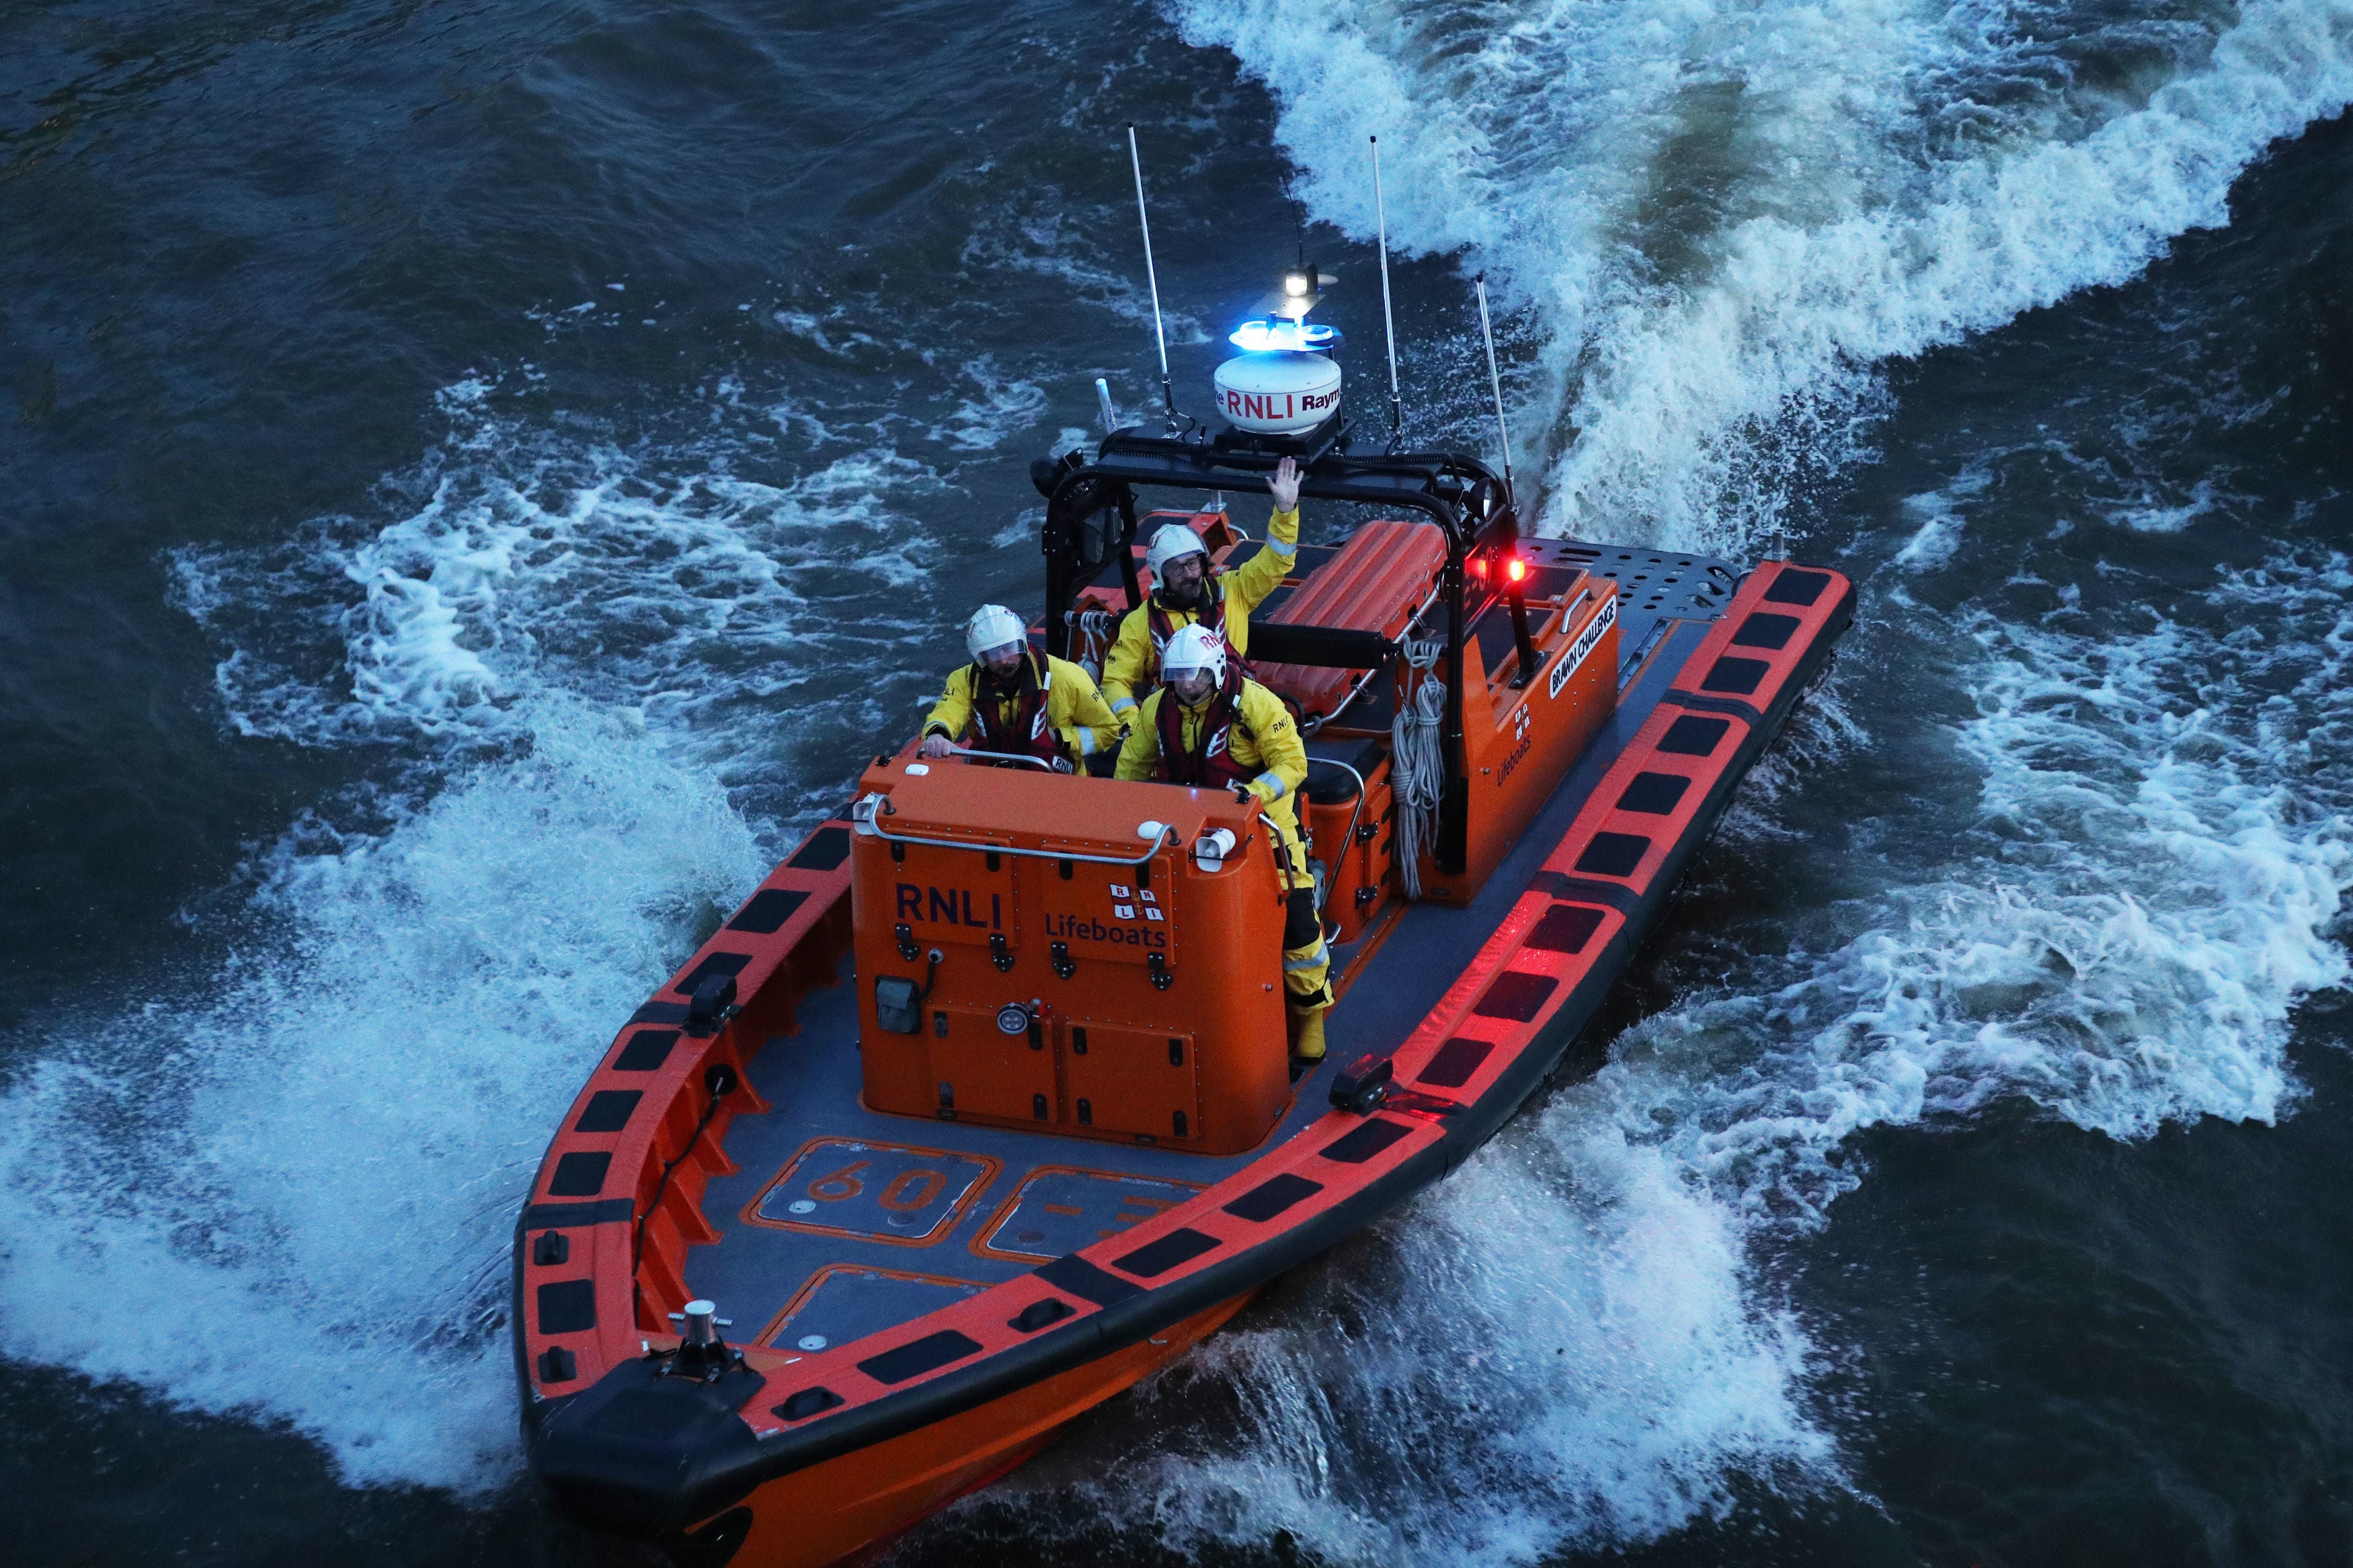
[{"left": 516, "top": 551, "right": 1853, "bottom": 1568}]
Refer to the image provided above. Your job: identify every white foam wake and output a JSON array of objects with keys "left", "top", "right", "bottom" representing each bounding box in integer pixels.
[
  {"left": 0, "top": 702, "right": 764, "bottom": 1489},
  {"left": 0, "top": 373, "right": 959, "bottom": 1491},
  {"left": 1174, "top": 0, "right": 2353, "bottom": 552},
  {"left": 176, "top": 378, "right": 947, "bottom": 777},
  {"left": 988, "top": 1129, "right": 1833, "bottom": 1562}
]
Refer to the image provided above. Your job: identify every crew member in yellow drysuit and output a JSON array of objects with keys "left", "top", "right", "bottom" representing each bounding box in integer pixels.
[
  {"left": 1099, "top": 454, "right": 1306, "bottom": 723},
  {"left": 1117, "top": 622, "right": 1332, "bottom": 1062},
  {"left": 922, "top": 604, "right": 1119, "bottom": 772}
]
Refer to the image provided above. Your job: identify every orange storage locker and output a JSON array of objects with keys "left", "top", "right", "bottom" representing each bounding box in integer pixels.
[
  {"left": 1302, "top": 743, "right": 1393, "bottom": 944},
  {"left": 848, "top": 757, "right": 1293, "bottom": 1156}
]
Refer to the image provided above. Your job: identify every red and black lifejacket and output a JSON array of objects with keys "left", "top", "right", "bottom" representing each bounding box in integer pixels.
[
  {"left": 1148, "top": 580, "right": 1236, "bottom": 666},
  {"left": 1154, "top": 662, "right": 1254, "bottom": 790},
  {"left": 971, "top": 653, "right": 1062, "bottom": 765}
]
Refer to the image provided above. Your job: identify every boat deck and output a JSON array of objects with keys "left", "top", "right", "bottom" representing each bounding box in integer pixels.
[{"left": 686, "top": 541, "right": 1734, "bottom": 1356}]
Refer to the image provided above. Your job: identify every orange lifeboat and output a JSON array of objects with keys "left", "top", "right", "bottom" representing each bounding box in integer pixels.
[{"left": 514, "top": 434, "right": 1853, "bottom": 1567}]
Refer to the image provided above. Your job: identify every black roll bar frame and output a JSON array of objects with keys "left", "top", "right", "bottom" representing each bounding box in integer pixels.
[{"left": 1034, "top": 422, "right": 1523, "bottom": 877}]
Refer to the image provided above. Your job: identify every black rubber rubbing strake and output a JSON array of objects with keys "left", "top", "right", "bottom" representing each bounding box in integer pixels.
[
  {"left": 1224, "top": 1173, "right": 1324, "bottom": 1223},
  {"left": 857, "top": 1330, "right": 984, "bottom": 1386},
  {"left": 674, "top": 950, "right": 754, "bottom": 997},
  {"left": 1320, "top": 1118, "right": 1413, "bottom": 1164},
  {"left": 1113, "top": 1228, "right": 1222, "bottom": 1278},
  {"left": 1764, "top": 569, "right": 1831, "bottom": 605},
  {"left": 1665, "top": 688, "right": 1765, "bottom": 722},
  {"left": 1473, "top": 971, "right": 1559, "bottom": 1022},
  {"left": 1525, "top": 903, "right": 1604, "bottom": 954},
  {"left": 1658, "top": 714, "right": 1732, "bottom": 755},
  {"left": 614, "top": 1028, "right": 680, "bottom": 1071},
  {"left": 1417, "top": 1037, "right": 1494, "bottom": 1089},
  {"left": 786, "top": 825, "right": 853, "bottom": 871},
  {"left": 548, "top": 1152, "right": 612, "bottom": 1197},
  {"left": 1616, "top": 772, "right": 1691, "bottom": 815},
  {"left": 726, "top": 888, "right": 809, "bottom": 934},
  {"left": 1730, "top": 612, "right": 1800, "bottom": 650},
  {"left": 629, "top": 1000, "right": 689, "bottom": 1026},
  {"left": 521, "top": 1197, "right": 635, "bottom": 1227},
  {"left": 536, "top": 1279, "right": 596, "bottom": 1335},
  {"left": 1575, "top": 833, "right": 1651, "bottom": 878},
  {"left": 1525, "top": 871, "right": 1640, "bottom": 913},
  {"left": 592, "top": 1391, "right": 705, "bottom": 1439},
  {"left": 574, "top": 1090, "right": 642, "bottom": 1134},
  {"left": 1033, "top": 1253, "right": 1142, "bottom": 1306},
  {"left": 1700, "top": 656, "right": 1769, "bottom": 696}
]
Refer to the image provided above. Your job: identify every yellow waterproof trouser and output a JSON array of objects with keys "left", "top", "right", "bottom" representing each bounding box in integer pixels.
[{"left": 1282, "top": 891, "right": 1330, "bottom": 998}]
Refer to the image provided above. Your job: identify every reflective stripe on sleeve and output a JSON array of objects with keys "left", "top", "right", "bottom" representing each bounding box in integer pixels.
[
  {"left": 1111, "top": 696, "right": 1138, "bottom": 714},
  {"left": 1076, "top": 728, "right": 1095, "bottom": 755},
  {"left": 1253, "top": 770, "right": 1286, "bottom": 799}
]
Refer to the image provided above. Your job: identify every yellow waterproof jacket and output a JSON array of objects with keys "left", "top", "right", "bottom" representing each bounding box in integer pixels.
[
  {"left": 1100, "top": 504, "right": 1301, "bottom": 717},
  {"left": 922, "top": 653, "right": 1119, "bottom": 768},
  {"left": 1116, "top": 676, "right": 1308, "bottom": 829}
]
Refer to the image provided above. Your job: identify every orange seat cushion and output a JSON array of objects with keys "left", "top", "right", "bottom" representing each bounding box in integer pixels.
[{"left": 1255, "top": 520, "right": 1447, "bottom": 718}]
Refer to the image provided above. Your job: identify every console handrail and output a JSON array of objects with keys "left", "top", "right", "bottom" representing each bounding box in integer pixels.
[
  {"left": 852, "top": 794, "right": 1179, "bottom": 868},
  {"left": 941, "top": 748, "right": 1063, "bottom": 772}
]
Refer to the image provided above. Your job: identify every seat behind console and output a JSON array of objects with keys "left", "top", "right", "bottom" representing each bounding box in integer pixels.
[{"left": 1252, "top": 519, "right": 1447, "bottom": 721}]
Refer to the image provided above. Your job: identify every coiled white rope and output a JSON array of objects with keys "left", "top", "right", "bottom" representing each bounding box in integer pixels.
[{"left": 1390, "top": 635, "right": 1446, "bottom": 900}]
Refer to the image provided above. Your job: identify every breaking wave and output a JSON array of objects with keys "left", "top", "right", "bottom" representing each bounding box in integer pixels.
[
  {"left": 0, "top": 372, "right": 954, "bottom": 1490},
  {"left": 0, "top": 702, "right": 761, "bottom": 1489},
  {"left": 1174, "top": 0, "right": 2353, "bottom": 552},
  {"left": 916, "top": 1, "right": 2353, "bottom": 1562}
]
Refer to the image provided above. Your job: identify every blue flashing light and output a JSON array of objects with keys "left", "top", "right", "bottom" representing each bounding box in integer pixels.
[{"left": 1226, "top": 319, "right": 1341, "bottom": 354}]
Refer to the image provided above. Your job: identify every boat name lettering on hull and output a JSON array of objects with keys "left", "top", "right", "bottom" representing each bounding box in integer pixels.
[
  {"left": 895, "top": 883, "right": 1003, "bottom": 930},
  {"left": 1552, "top": 594, "right": 1618, "bottom": 700}
]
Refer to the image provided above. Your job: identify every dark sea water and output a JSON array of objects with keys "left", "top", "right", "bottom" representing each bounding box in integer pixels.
[{"left": 4, "top": 0, "right": 2351, "bottom": 1563}]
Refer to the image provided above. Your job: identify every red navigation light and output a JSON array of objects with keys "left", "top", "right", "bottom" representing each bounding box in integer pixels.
[
  {"left": 1505, "top": 555, "right": 1528, "bottom": 585},
  {"left": 1468, "top": 556, "right": 1489, "bottom": 580}
]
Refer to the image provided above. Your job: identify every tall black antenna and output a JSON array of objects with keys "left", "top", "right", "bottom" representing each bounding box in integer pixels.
[
  {"left": 1125, "top": 125, "right": 1178, "bottom": 427},
  {"left": 1371, "top": 136, "right": 1404, "bottom": 449}
]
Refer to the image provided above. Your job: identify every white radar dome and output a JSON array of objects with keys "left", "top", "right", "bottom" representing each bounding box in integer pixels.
[{"left": 1213, "top": 351, "right": 1341, "bottom": 436}]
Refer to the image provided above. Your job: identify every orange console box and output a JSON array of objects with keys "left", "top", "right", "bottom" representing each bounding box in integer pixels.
[
  {"left": 848, "top": 756, "right": 1293, "bottom": 1156},
  {"left": 1418, "top": 572, "right": 1621, "bottom": 901}
]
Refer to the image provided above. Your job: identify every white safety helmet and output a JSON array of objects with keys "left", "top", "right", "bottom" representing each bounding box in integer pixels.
[
  {"left": 1160, "top": 622, "right": 1228, "bottom": 689},
  {"left": 1145, "top": 524, "right": 1210, "bottom": 577},
  {"left": 964, "top": 604, "right": 1027, "bottom": 663}
]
